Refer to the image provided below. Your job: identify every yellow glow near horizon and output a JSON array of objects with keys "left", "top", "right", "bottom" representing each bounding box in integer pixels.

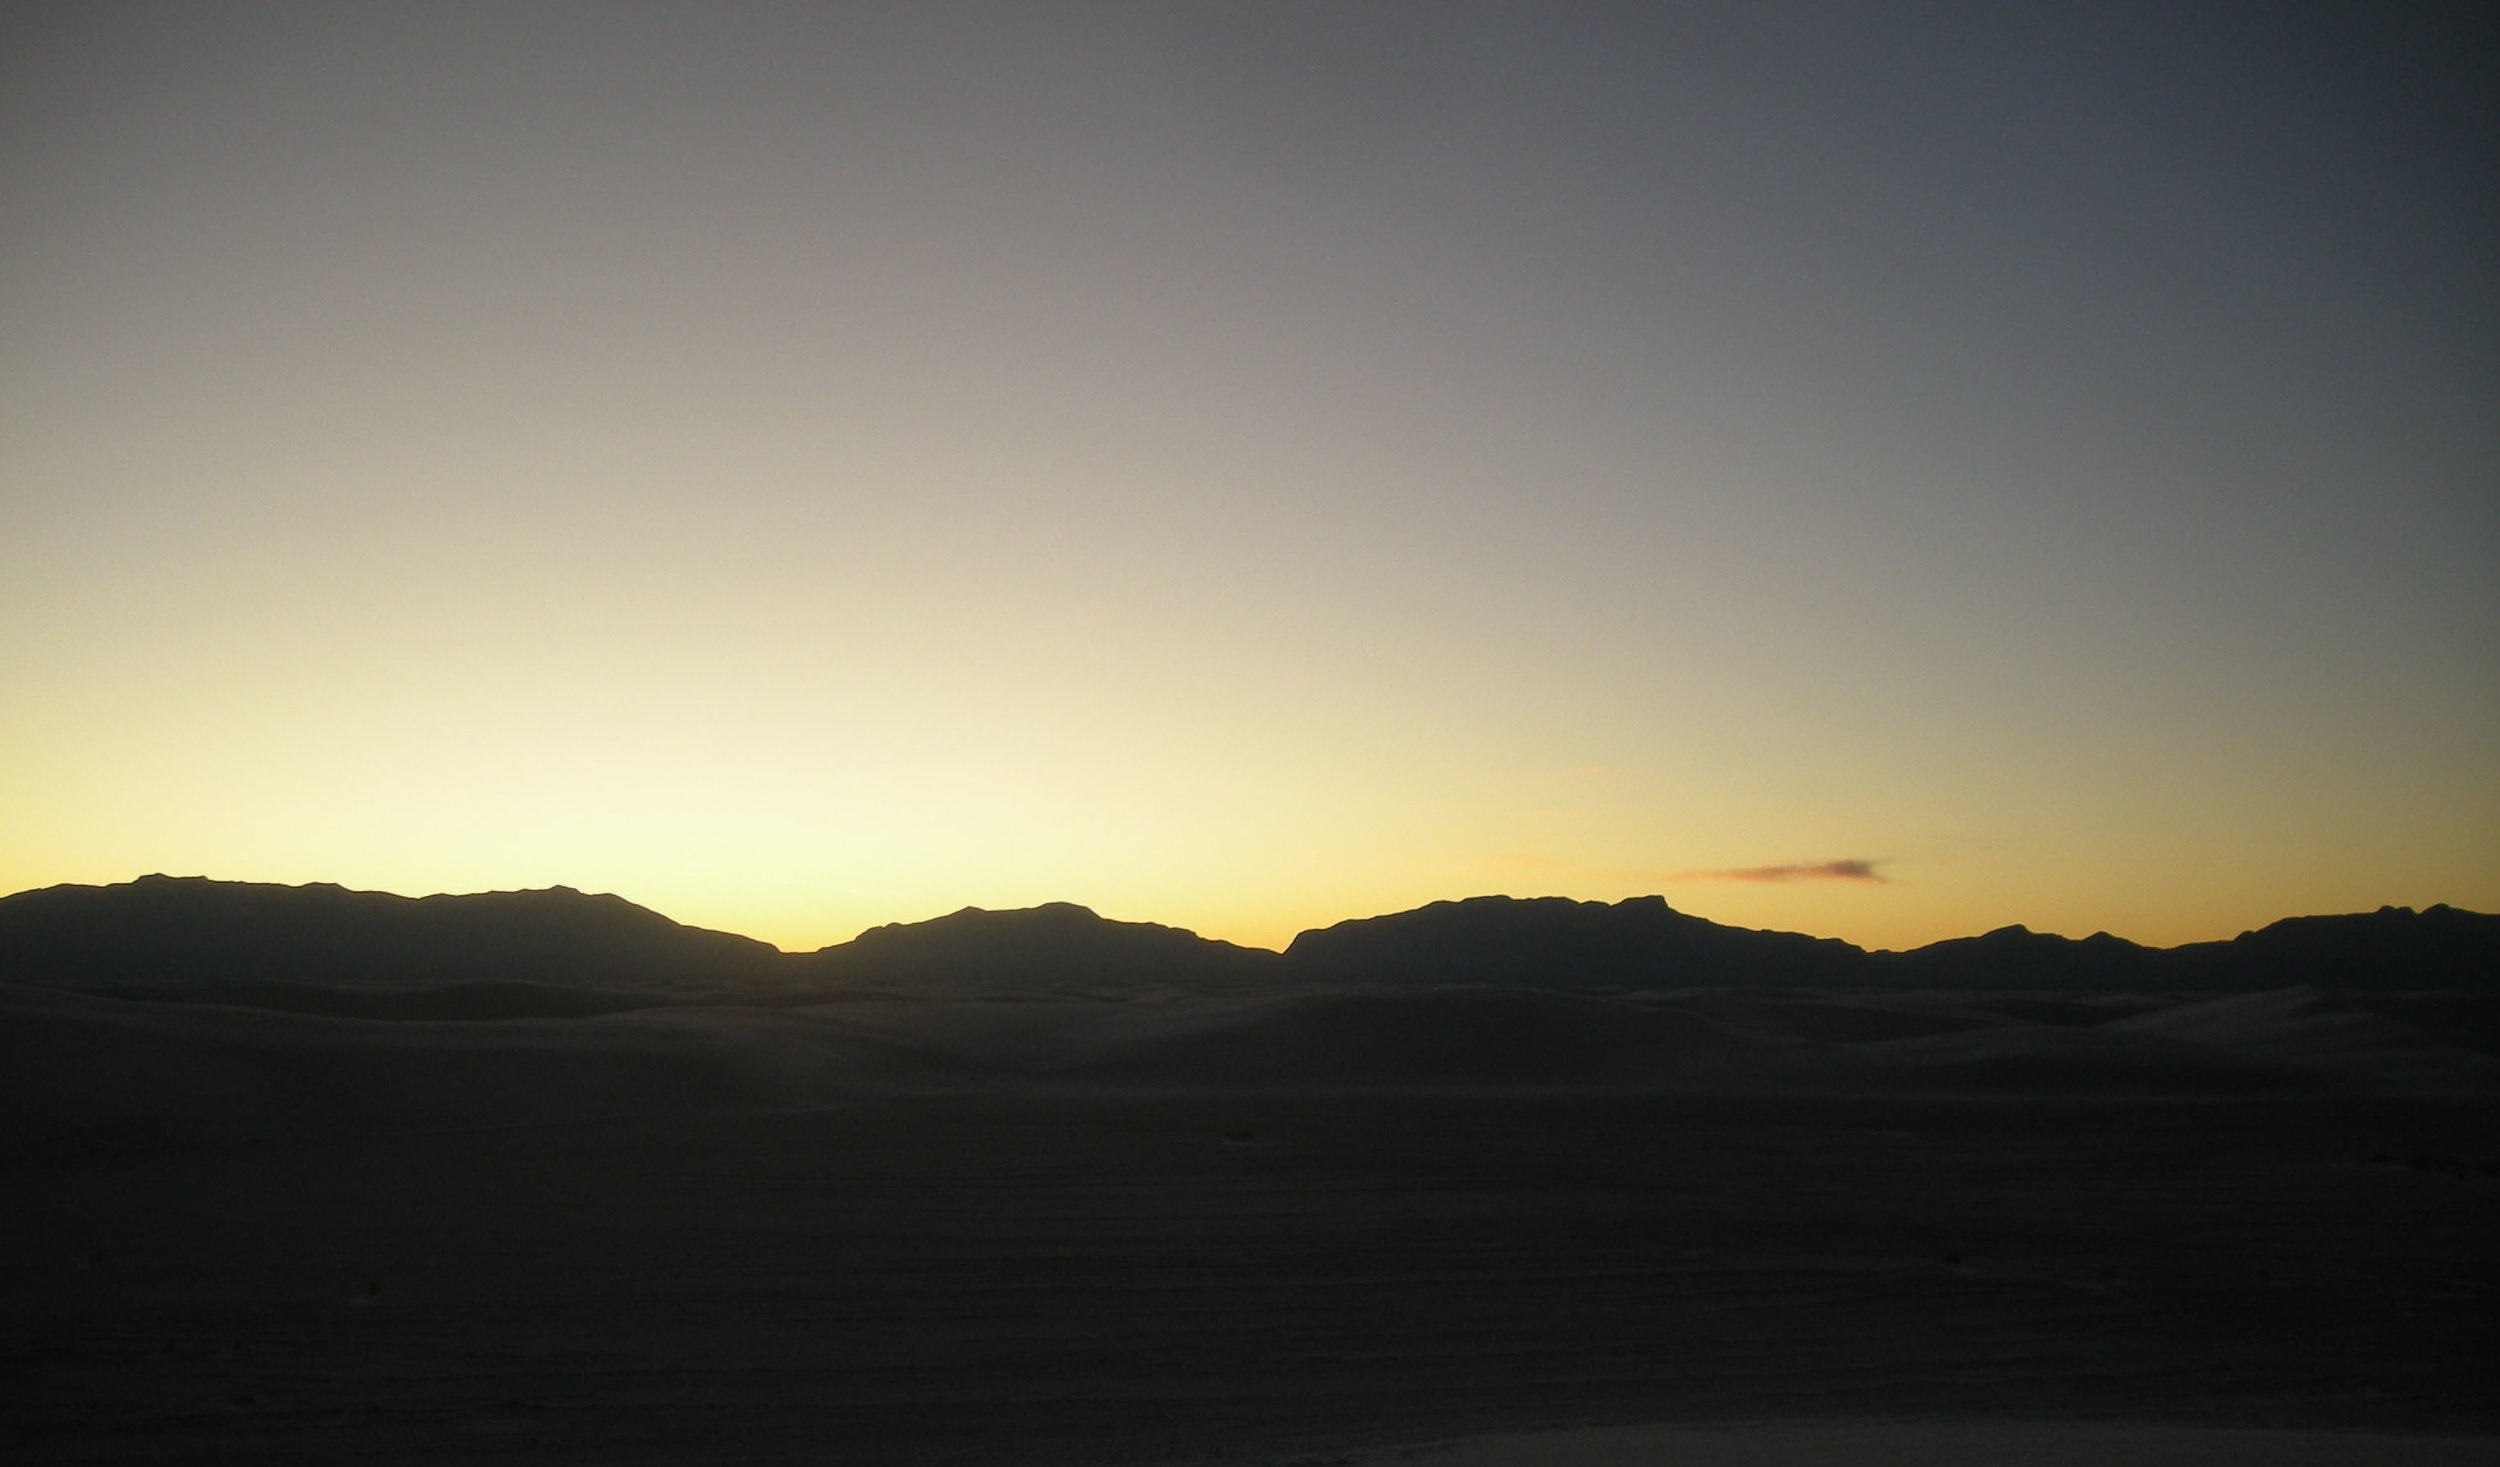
[
  {"left": 6, "top": 601, "right": 2491, "bottom": 956},
  {"left": 4, "top": 9, "right": 2494, "bottom": 953},
  {"left": 4, "top": 407, "right": 2491, "bottom": 953}
]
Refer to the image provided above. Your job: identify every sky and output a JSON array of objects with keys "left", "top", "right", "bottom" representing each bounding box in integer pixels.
[{"left": 3, "top": 1, "right": 2494, "bottom": 953}]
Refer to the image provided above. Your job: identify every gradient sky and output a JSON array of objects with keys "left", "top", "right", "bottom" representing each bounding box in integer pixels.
[{"left": 4, "top": 2, "right": 2494, "bottom": 953}]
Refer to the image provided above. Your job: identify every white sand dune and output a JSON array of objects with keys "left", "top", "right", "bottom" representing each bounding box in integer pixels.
[
  {"left": 0, "top": 985, "right": 906, "bottom": 1153},
  {"left": 2111, "top": 986, "right": 2500, "bottom": 1087},
  {"left": 6, "top": 978, "right": 2494, "bottom": 1158}
]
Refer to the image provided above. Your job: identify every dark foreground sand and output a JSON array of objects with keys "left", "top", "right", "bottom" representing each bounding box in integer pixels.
[
  {"left": 1357, "top": 1421, "right": 2500, "bottom": 1466},
  {"left": 7, "top": 1095, "right": 2495, "bottom": 1465}
]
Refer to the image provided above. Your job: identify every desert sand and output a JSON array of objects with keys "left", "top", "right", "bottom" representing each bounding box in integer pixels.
[
  {"left": 8, "top": 1088, "right": 2496, "bottom": 1464},
  {"left": 6, "top": 887, "right": 2495, "bottom": 1463},
  {"left": 1356, "top": 1421, "right": 2500, "bottom": 1466}
]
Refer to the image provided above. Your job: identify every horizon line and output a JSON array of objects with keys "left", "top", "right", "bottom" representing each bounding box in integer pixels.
[{"left": 5, "top": 871, "right": 2477, "bottom": 961}]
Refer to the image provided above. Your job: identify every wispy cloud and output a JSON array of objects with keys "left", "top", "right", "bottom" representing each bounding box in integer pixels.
[
  {"left": 1489, "top": 853, "right": 1893, "bottom": 886},
  {"left": 1669, "top": 859, "right": 1889, "bottom": 884}
]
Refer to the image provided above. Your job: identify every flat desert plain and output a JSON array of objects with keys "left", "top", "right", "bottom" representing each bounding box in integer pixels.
[{"left": 6, "top": 1089, "right": 2496, "bottom": 1465}]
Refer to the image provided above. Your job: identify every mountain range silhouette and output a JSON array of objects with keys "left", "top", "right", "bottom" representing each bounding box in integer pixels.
[
  {"left": 4, "top": 874, "right": 2496, "bottom": 1164},
  {"left": 2, "top": 875, "right": 2490, "bottom": 1005},
  {"left": 15, "top": 882, "right": 2499, "bottom": 1458}
]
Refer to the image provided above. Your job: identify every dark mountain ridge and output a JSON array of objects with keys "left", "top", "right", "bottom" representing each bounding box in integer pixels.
[
  {"left": 1877, "top": 905, "right": 2500, "bottom": 992},
  {"left": 4, "top": 881, "right": 2494, "bottom": 1149},
  {"left": 800, "top": 901, "right": 1279, "bottom": 992},
  {"left": 1, "top": 876, "right": 2492, "bottom": 1008},
  {"left": 1286, "top": 894, "right": 1871, "bottom": 989},
  {"left": 0, "top": 875, "right": 782, "bottom": 996}
]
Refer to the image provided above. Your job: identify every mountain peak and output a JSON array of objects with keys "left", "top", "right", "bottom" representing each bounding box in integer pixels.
[
  {"left": 807, "top": 900, "right": 1274, "bottom": 989},
  {"left": 0, "top": 875, "right": 778, "bottom": 992}
]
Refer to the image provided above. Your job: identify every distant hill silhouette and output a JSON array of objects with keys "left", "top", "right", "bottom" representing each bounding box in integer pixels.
[
  {"left": 795, "top": 902, "right": 1278, "bottom": 992},
  {"left": 1881, "top": 907, "right": 2500, "bottom": 992},
  {"left": 0, "top": 875, "right": 782, "bottom": 997},
  {"left": 1285, "top": 894, "right": 1868, "bottom": 988},
  {"left": 2169, "top": 905, "right": 2500, "bottom": 990},
  {"left": 0, "top": 876, "right": 2491, "bottom": 1008},
  {"left": 1287, "top": 894, "right": 2496, "bottom": 993}
]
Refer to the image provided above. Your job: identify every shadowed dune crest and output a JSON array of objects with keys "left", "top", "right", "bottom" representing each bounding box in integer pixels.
[{"left": 10, "top": 978, "right": 2492, "bottom": 1157}]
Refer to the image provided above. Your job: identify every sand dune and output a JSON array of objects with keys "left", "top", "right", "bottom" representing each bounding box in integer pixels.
[
  {"left": 8, "top": 977, "right": 2493, "bottom": 1161},
  {"left": 0, "top": 985, "right": 890, "bottom": 1156}
]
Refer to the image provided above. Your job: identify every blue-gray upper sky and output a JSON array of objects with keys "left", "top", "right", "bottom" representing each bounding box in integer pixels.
[{"left": 3, "top": 2, "right": 2493, "bottom": 949}]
